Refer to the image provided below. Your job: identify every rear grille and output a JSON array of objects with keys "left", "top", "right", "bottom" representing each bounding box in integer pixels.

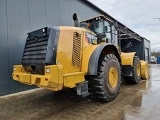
[
  {"left": 72, "top": 32, "right": 81, "bottom": 69},
  {"left": 21, "top": 27, "right": 60, "bottom": 74},
  {"left": 22, "top": 28, "right": 48, "bottom": 66}
]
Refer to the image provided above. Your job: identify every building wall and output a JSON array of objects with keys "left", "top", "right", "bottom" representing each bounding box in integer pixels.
[
  {"left": 121, "top": 40, "right": 144, "bottom": 60},
  {"left": 0, "top": 0, "right": 101, "bottom": 95},
  {"left": 144, "top": 39, "right": 151, "bottom": 63},
  {"left": 121, "top": 38, "right": 151, "bottom": 63}
]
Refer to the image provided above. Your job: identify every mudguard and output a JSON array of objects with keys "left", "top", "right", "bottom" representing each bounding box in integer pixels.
[
  {"left": 121, "top": 52, "right": 137, "bottom": 66},
  {"left": 87, "top": 43, "right": 121, "bottom": 75}
]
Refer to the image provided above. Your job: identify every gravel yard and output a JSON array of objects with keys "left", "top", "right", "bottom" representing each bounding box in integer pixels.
[{"left": 0, "top": 65, "right": 160, "bottom": 120}]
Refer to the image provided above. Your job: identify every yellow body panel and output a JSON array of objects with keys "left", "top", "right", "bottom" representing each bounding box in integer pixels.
[
  {"left": 81, "top": 44, "right": 100, "bottom": 73},
  {"left": 13, "top": 73, "right": 31, "bottom": 84},
  {"left": 12, "top": 26, "right": 96, "bottom": 91},
  {"left": 56, "top": 26, "right": 84, "bottom": 73},
  {"left": 121, "top": 52, "right": 136, "bottom": 66},
  {"left": 13, "top": 65, "right": 63, "bottom": 91},
  {"left": 57, "top": 26, "right": 98, "bottom": 74},
  {"left": 12, "top": 65, "right": 31, "bottom": 84},
  {"left": 63, "top": 72, "right": 85, "bottom": 88},
  {"left": 140, "top": 60, "right": 149, "bottom": 79},
  {"left": 13, "top": 64, "right": 85, "bottom": 91}
]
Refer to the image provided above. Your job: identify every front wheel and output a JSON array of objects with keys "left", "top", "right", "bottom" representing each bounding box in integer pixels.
[{"left": 88, "top": 54, "right": 121, "bottom": 102}]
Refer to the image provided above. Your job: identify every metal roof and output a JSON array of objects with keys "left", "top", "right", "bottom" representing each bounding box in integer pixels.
[{"left": 82, "top": 0, "right": 147, "bottom": 41}]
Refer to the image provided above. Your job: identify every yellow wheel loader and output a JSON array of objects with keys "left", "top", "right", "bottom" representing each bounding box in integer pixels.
[{"left": 12, "top": 13, "right": 149, "bottom": 102}]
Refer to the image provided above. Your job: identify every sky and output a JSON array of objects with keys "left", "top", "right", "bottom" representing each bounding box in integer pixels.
[{"left": 89, "top": 0, "right": 160, "bottom": 52}]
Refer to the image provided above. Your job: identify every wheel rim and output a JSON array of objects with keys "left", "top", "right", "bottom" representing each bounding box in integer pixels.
[
  {"left": 108, "top": 67, "right": 118, "bottom": 88},
  {"left": 137, "top": 64, "right": 140, "bottom": 76}
]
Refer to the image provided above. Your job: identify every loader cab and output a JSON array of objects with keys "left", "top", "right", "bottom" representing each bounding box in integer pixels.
[{"left": 82, "top": 16, "right": 118, "bottom": 46}]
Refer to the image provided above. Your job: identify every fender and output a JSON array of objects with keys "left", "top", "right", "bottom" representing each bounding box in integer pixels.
[
  {"left": 87, "top": 43, "right": 121, "bottom": 75},
  {"left": 121, "top": 52, "right": 137, "bottom": 66},
  {"left": 121, "top": 52, "right": 137, "bottom": 77}
]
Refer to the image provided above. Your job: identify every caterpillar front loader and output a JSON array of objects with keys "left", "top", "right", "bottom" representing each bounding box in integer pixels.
[{"left": 12, "top": 13, "right": 149, "bottom": 102}]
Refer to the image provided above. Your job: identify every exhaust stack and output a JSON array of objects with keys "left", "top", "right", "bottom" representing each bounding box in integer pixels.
[{"left": 73, "top": 13, "right": 80, "bottom": 27}]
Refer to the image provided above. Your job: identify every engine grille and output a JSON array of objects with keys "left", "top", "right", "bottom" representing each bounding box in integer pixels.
[
  {"left": 22, "top": 27, "right": 49, "bottom": 66},
  {"left": 22, "top": 36, "right": 48, "bottom": 65},
  {"left": 72, "top": 32, "right": 81, "bottom": 69},
  {"left": 21, "top": 27, "right": 59, "bottom": 74}
]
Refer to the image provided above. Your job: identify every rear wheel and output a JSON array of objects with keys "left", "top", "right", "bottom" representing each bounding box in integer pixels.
[
  {"left": 124, "top": 56, "right": 141, "bottom": 84},
  {"left": 88, "top": 54, "right": 121, "bottom": 102}
]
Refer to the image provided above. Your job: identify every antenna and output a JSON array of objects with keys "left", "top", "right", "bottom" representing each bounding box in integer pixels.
[{"left": 153, "top": 18, "right": 160, "bottom": 21}]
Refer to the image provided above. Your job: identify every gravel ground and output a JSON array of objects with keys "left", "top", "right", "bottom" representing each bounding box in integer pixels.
[{"left": 0, "top": 64, "right": 160, "bottom": 120}]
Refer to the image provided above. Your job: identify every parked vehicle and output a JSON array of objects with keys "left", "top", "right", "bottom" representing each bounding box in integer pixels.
[{"left": 151, "top": 56, "right": 157, "bottom": 64}]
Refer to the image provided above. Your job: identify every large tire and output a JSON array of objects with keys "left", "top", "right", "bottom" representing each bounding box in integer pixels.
[
  {"left": 124, "top": 56, "right": 141, "bottom": 84},
  {"left": 88, "top": 54, "right": 121, "bottom": 102}
]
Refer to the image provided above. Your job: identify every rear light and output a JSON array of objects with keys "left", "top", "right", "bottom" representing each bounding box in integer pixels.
[
  {"left": 46, "top": 68, "right": 50, "bottom": 73},
  {"left": 13, "top": 67, "right": 16, "bottom": 71}
]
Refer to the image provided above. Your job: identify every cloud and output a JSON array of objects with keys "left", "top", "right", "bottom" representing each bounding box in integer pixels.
[{"left": 89, "top": 0, "right": 160, "bottom": 51}]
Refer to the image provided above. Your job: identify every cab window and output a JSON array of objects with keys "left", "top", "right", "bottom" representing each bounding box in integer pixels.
[
  {"left": 104, "top": 21, "right": 112, "bottom": 42},
  {"left": 90, "top": 20, "right": 104, "bottom": 34}
]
